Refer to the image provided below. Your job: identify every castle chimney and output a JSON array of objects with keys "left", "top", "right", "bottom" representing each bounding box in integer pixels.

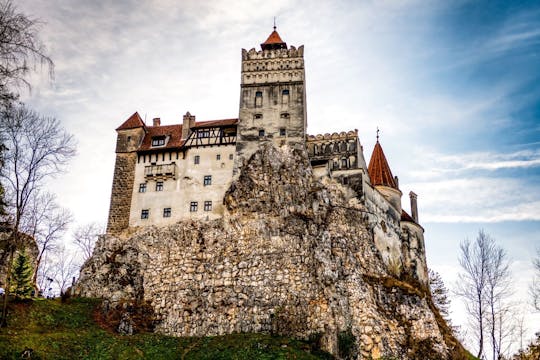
[
  {"left": 153, "top": 118, "right": 161, "bottom": 126},
  {"left": 409, "top": 191, "right": 418, "bottom": 223},
  {"left": 182, "top": 112, "right": 196, "bottom": 139}
]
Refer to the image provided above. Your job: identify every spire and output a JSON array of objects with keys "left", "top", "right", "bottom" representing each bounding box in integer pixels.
[
  {"left": 116, "top": 112, "right": 145, "bottom": 131},
  {"left": 368, "top": 135, "right": 398, "bottom": 189},
  {"left": 261, "top": 23, "right": 287, "bottom": 51}
]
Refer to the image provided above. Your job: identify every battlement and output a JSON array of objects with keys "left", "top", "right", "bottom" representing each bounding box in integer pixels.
[{"left": 241, "top": 45, "right": 304, "bottom": 60}]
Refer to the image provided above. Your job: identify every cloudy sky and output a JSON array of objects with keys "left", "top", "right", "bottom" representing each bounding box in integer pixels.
[{"left": 17, "top": 0, "right": 540, "bottom": 351}]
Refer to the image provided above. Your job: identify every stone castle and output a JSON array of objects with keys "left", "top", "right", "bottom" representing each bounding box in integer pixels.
[{"left": 77, "top": 28, "right": 466, "bottom": 359}]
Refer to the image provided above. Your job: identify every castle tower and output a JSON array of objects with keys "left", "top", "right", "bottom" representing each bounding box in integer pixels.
[
  {"left": 368, "top": 138, "right": 402, "bottom": 213},
  {"left": 106, "top": 112, "right": 146, "bottom": 234},
  {"left": 234, "top": 27, "right": 307, "bottom": 175}
]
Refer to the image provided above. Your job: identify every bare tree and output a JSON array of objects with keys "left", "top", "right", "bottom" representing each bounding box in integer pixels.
[
  {"left": 49, "top": 246, "right": 78, "bottom": 296},
  {"left": 0, "top": 0, "right": 53, "bottom": 103},
  {"left": 72, "top": 222, "right": 102, "bottom": 263},
  {"left": 531, "top": 249, "right": 540, "bottom": 312},
  {"left": 21, "top": 192, "right": 72, "bottom": 286},
  {"left": 0, "top": 104, "right": 75, "bottom": 325},
  {"left": 456, "top": 230, "right": 513, "bottom": 360}
]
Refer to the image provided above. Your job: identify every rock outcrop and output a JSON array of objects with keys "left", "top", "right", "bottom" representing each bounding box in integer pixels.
[{"left": 77, "top": 144, "right": 465, "bottom": 359}]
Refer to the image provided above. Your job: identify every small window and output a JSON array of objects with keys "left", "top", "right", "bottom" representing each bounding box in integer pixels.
[
  {"left": 259, "top": 129, "right": 265, "bottom": 137},
  {"left": 255, "top": 91, "right": 263, "bottom": 107},
  {"left": 141, "top": 209, "right": 149, "bottom": 219},
  {"left": 151, "top": 136, "right": 166, "bottom": 146},
  {"left": 279, "top": 128, "right": 286, "bottom": 136},
  {"left": 127, "top": 136, "right": 132, "bottom": 142},
  {"left": 254, "top": 114, "right": 263, "bottom": 120},
  {"left": 190, "top": 202, "right": 198, "bottom": 212},
  {"left": 204, "top": 175, "right": 212, "bottom": 186},
  {"left": 341, "top": 158, "right": 348, "bottom": 168},
  {"left": 194, "top": 155, "right": 200, "bottom": 165},
  {"left": 197, "top": 130, "right": 210, "bottom": 138},
  {"left": 216, "top": 154, "right": 221, "bottom": 160},
  {"left": 229, "top": 154, "right": 233, "bottom": 160},
  {"left": 163, "top": 208, "right": 171, "bottom": 218},
  {"left": 204, "top": 201, "right": 212, "bottom": 211},
  {"left": 139, "top": 183, "right": 147, "bottom": 193},
  {"left": 282, "top": 89, "right": 289, "bottom": 95},
  {"left": 156, "top": 181, "right": 163, "bottom": 191},
  {"left": 280, "top": 113, "right": 290, "bottom": 119}
]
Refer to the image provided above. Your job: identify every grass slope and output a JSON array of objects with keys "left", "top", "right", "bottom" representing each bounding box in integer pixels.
[{"left": 0, "top": 298, "right": 332, "bottom": 360}]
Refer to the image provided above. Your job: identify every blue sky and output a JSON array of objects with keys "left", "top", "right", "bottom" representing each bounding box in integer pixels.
[{"left": 16, "top": 0, "right": 540, "bottom": 352}]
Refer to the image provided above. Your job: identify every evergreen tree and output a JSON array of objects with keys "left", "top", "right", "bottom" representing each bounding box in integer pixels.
[
  {"left": 9, "top": 250, "right": 33, "bottom": 297},
  {"left": 429, "top": 268, "right": 451, "bottom": 319}
]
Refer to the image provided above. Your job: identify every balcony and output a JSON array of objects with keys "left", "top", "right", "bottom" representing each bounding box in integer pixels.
[{"left": 144, "top": 163, "right": 176, "bottom": 179}]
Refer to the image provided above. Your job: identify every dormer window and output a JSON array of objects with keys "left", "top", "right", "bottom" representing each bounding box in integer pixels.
[
  {"left": 197, "top": 129, "right": 210, "bottom": 138},
  {"left": 151, "top": 136, "right": 166, "bottom": 147}
]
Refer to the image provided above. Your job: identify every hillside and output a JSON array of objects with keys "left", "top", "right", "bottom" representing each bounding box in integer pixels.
[{"left": 0, "top": 297, "right": 332, "bottom": 360}]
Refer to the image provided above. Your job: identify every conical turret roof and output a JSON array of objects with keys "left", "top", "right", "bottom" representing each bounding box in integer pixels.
[
  {"left": 261, "top": 27, "right": 287, "bottom": 50},
  {"left": 116, "top": 112, "right": 146, "bottom": 131},
  {"left": 368, "top": 140, "right": 398, "bottom": 189}
]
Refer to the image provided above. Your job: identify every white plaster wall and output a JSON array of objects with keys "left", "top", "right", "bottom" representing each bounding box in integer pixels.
[{"left": 129, "top": 145, "right": 236, "bottom": 227}]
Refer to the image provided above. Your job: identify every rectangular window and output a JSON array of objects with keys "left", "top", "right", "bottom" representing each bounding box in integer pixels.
[
  {"left": 255, "top": 91, "right": 263, "bottom": 107},
  {"left": 194, "top": 155, "right": 200, "bottom": 164},
  {"left": 141, "top": 209, "right": 149, "bottom": 219},
  {"left": 279, "top": 128, "right": 286, "bottom": 136},
  {"left": 139, "top": 183, "right": 147, "bottom": 193},
  {"left": 163, "top": 207, "right": 171, "bottom": 217},
  {"left": 156, "top": 181, "right": 163, "bottom": 191},
  {"left": 190, "top": 201, "right": 198, "bottom": 212},
  {"left": 259, "top": 129, "right": 265, "bottom": 137},
  {"left": 204, "top": 175, "right": 212, "bottom": 186},
  {"left": 151, "top": 136, "right": 165, "bottom": 146},
  {"left": 197, "top": 130, "right": 210, "bottom": 138},
  {"left": 216, "top": 154, "right": 221, "bottom": 160},
  {"left": 204, "top": 201, "right": 212, "bottom": 211}
]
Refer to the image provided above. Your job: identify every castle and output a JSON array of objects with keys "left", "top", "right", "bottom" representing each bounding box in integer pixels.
[
  {"left": 106, "top": 28, "right": 427, "bottom": 284},
  {"left": 74, "top": 28, "right": 471, "bottom": 359}
]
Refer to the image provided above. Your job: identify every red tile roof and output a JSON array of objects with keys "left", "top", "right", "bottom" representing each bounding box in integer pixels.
[
  {"left": 192, "top": 118, "right": 238, "bottom": 128},
  {"left": 261, "top": 29, "right": 287, "bottom": 50},
  {"left": 116, "top": 112, "right": 146, "bottom": 131},
  {"left": 139, "top": 124, "right": 184, "bottom": 151},
  {"left": 137, "top": 118, "right": 238, "bottom": 152},
  {"left": 401, "top": 210, "right": 415, "bottom": 223},
  {"left": 368, "top": 141, "right": 398, "bottom": 189}
]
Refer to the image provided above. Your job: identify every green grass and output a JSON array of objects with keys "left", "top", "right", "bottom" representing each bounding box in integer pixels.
[{"left": 0, "top": 298, "right": 332, "bottom": 360}]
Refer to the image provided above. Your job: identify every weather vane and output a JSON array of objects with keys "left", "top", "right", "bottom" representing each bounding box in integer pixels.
[
  {"left": 376, "top": 127, "right": 380, "bottom": 142},
  {"left": 273, "top": 16, "right": 276, "bottom": 31}
]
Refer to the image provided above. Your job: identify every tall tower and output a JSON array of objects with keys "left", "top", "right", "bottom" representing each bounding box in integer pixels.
[
  {"left": 234, "top": 27, "right": 307, "bottom": 174},
  {"left": 106, "top": 112, "right": 146, "bottom": 234}
]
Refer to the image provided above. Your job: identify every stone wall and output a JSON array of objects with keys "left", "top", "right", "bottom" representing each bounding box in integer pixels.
[
  {"left": 78, "top": 144, "right": 464, "bottom": 359},
  {"left": 106, "top": 152, "right": 137, "bottom": 234}
]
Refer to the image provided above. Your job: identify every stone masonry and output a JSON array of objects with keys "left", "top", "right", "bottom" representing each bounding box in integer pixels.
[{"left": 77, "top": 143, "right": 465, "bottom": 359}]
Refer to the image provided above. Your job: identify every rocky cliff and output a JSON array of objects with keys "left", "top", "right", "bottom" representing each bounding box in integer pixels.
[{"left": 76, "top": 144, "right": 465, "bottom": 359}]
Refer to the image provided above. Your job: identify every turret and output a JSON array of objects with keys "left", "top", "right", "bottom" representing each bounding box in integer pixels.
[
  {"left": 107, "top": 112, "right": 146, "bottom": 234},
  {"left": 367, "top": 137, "right": 402, "bottom": 213}
]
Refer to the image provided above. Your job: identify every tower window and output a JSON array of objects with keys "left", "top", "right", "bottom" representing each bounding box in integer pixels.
[
  {"left": 255, "top": 91, "right": 262, "bottom": 107},
  {"left": 341, "top": 158, "right": 348, "bottom": 168},
  {"left": 229, "top": 154, "right": 234, "bottom": 160},
  {"left": 141, "top": 209, "right": 149, "bottom": 219},
  {"left": 259, "top": 129, "right": 265, "bottom": 137},
  {"left": 254, "top": 114, "right": 263, "bottom": 120},
  {"left": 280, "top": 113, "right": 290, "bottom": 119},
  {"left": 163, "top": 207, "right": 171, "bottom": 218},
  {"left": 139, "top": 183, "right": 147, "bottom": 193},
  {"left": 279, "top": 128, "right": 286, "bottom": 137},
  {"left": 194, "top": 155, "right": 200, "bottom": 164},
  {"left": 216, "top": 154, "right": 221, "bottom": 160},
  {"left": 204, "top": 201, "right": 212, "bottom": 211},
  {"left": 282, "top": 89, "right": 289, "bottom": 95},
  {"left": 190, "top": 202, "right": 198, "bottom": 212},
  {"left": 203, "top": 175, "right": 212, "bottom": 186},
  {"left": 156, "top": 181, "right": 163, "bottom": 191}
]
